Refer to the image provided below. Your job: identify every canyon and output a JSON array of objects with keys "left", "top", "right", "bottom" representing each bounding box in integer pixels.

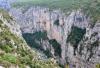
[
  {"left": 0, "top": 0, "right": 100, "bottom": 68},
  {"left": 9, "top": 6, "right": 100, "bottom": 68}
]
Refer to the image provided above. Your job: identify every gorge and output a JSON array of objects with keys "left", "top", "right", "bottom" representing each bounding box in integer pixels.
[{"left": 0, "top": 0, "right": 100, "bottom": 68}]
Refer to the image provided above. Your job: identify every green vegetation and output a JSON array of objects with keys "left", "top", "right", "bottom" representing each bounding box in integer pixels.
[
  {"left": 0, "top": 9, "right": 60, "bottom": 68},
  {"left": 0, "top": 25, "right": 23, "bottom": 45},
  {"left": 54, "top": 19, "right": 60, "bottom": 26},
  {"left": 0, "top": 20, "right": 3, "bottom": 24},
  {"left": 96, "top": 64, "right": 100, "bottom": 68},
  {"left": 67, "top": 26, "right": 86, "bottom": 55},
  {"left": 12, "top": 0, "right": 100, "bottom": 23},
  {"left": 22, "top": 31, "right": 48, "bottom": 49},
  {"left": 32, "top": 31, "right": 48, "bottom": 41},
  {"left": 0, "top": 20, "right": 3, "bottom": 27},
  {"left": 0, "top": 9, "right": 13, "bottom": 21},
  {"left": 22, "top": 33, "right": 41, "bottom": 49},
  {"left": 13, "top": 0, "right": 90, "bottom": 11},
  {"left": 0, "top": 45, "right": 13, "bottom": 53},
  {"left": 22, "top": 31, "right": 53, "bottom": 58},
  {"left": 67, "top": 26, "right": 86, "bottom": 45},
  {"left": 49, "top": 39, "right": 61, "bottom": 57},
  {"left": 0, "top": 53, "right": 17, "bottom": 64},
  {"left": 44, "top": 49, "right": 52, "bottom": 57},
  {"left": 22, "top": 32, "right": 62, "bottom": 58},
  {"left": 82, "top": 1, "right": 100, "bottom": 24}
]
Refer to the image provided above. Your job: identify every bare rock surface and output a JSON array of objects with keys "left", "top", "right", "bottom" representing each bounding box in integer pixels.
[{"left": 10, "top": 6, "right": 100, "bottom": 68}]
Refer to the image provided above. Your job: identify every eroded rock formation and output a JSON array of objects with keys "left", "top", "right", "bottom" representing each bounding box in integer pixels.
[{"left": 10, "top": 7, "right": 100, "bottom": 68}]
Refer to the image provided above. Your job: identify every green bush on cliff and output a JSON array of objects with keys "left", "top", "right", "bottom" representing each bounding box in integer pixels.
[
  {"left": 22, "top": 31, "right": 48, "bottom": 50},
  {"left": 67, "top": 26, "right": 86, "bottom": 45},
  {"left": 96, "top": 64, "right": 100, "bottom": 68},
  {"left": 0, "top": 26, "right": 60, "bottom": 67},
  {"left": 44, "top": 49, "right": 52, "bottom": 57},
  {"left": 0, "top": 45, "right": 13, "bottom": 53},
  {"left": 33, "top": 31, "right": 48, "bottom": 40},
  {"left": 49, "top": 39, "right": 62, "bottom": 57},
  {"left": 0, "top": 20, "right": 3, "bottom": 27},
  {"left": 18, "top": 55, "right": 31, "bottom": 64},
  {"left": 54, "top": 19, "right": 60, "bottom": 26},
  {"left": 0, "top": 53, "right": 17, "bottom": 64}
]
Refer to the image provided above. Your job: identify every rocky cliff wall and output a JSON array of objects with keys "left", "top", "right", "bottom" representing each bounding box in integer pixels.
[{"left": 10, "top": 7, "right": 100, "bottom": 68}]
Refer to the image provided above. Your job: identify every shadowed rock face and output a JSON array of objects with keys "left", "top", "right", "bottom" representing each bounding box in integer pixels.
[
  {"left": 10, "top": 7, "right": 100, "bottom": 67},
  {"left": 0, "top": 9, "right": 60, "bottom": 68}
]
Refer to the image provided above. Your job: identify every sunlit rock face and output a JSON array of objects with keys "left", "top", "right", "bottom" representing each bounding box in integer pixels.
[
  {"left": 0, "top": 12, "right": 22, "bottom": 37},
  {"left": 10, "top": 7, "right": 100, "bottom": 68}
]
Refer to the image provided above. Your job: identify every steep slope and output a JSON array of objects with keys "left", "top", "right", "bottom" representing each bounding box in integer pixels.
[
  {"left": 7, "top": 0, "right": 100, "bottom": 68},
  {"left": 0, "top": 9, "right": 60, "bottom": 68},
  {"left": 10, "top": 5, "right": 100, "bottom": 68}
]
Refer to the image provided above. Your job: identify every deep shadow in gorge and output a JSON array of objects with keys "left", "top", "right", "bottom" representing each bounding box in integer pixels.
[
  {"left": 22, "top": 31, "right": 53, "bottom": 58},
  {"left": 22, "top": 31, "right": 62, "bottom": 58},
  {"left": 22, "top": 31, "right": 48, "bottom": 50}
]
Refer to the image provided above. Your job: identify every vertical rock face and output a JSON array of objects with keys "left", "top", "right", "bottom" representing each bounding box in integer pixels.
[
  {"left": 10, "top": 7, "right": 100, "bottom": 67},
  {"left": 0, "top": 9, "right": 60, "bottom": 68}
]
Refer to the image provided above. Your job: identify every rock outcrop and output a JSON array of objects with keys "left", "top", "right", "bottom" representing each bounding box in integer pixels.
[
  {"left": 0, "top": 9, "right": 60, "bottom": 68},
  {"left": 10, "top": 6, "right": 100, "bottom": 68}
]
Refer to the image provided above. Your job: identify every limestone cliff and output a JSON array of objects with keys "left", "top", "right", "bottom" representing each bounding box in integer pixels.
[
  {"left": 0, "top": 9, "right": 60, "bottom": 68},
  {"left": 10, "top": 6, "right": 100, "bottom": 68}
]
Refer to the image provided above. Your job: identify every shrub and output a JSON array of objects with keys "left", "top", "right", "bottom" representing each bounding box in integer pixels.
[
  {"left": 0, "top": 20, "right": 3, "bottom": 27},
  {"left": 1, "top": 53, "right": 17, "bottom": 64},
  {"left": 44, "top": 49, "right": 52, "bottom": 57},
  {"left": 0, "top": 9, "right": 13, "bottom": 21},
  {"left": 54, "top": 19, "right": 59, "bottom": 26},
  {"left": 67, "top": 26, "right": 86, "bottom": 45},
  {"left": 49, "top": 39, "right": 62, "bottom": 57},
  {"left": 22, "top": 31, "right": 48, "bottom": 50},
  {"left": 33, "top": 31, "right": 48, "bottom": 40},
  {"left": 0, "top": 45, "right": 13, "bottom": 53},
  {"left": 83, "top": 1, "right": 100, "bottom": 23},
  {"left": 96, "top": 64, "right": 100, "bottom": 68},
  {"left": 19, "top": 55, "right": 31, "bottom": 64},
  {"left": 19, "top": 64, "right": 26, "bottom": 68},
  {"left": 67, "top": 26, "right": 86, "bottom": 55}
]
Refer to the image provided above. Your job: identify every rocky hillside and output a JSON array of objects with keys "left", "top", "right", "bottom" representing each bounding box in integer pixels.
[
  {"left": 10, "top": 4, "right": 100, "bottom": 68},
  {"left": 0, "top": 9, "right": 60, "bottom": 68}
]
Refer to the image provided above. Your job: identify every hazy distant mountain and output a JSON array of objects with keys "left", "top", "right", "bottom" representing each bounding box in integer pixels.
[
  {"left": 0, "top": 0, "right": 100, "bottom": 68},
  {"left": 0, "top": 0, "right": 10, "bottom": 10},
  {"left": 0, "top": 0, "right": 16, "bottom": 10}
]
